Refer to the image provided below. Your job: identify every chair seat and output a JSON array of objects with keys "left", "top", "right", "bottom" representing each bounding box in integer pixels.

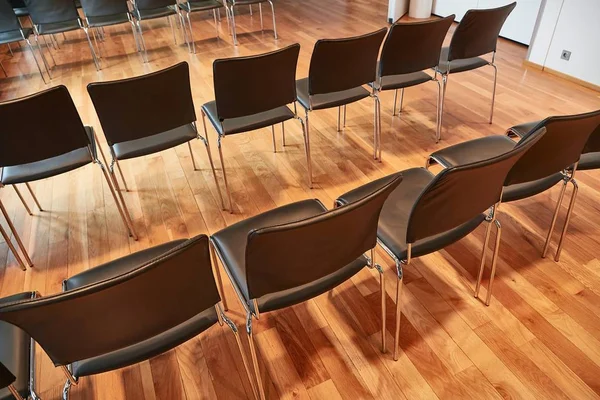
[
  {"left": 86, "top": 13, "right": 131, "bottom": 28},
  {"left": 212, "top": 199, "right": 369, "bottom": 313},
  {"left": 202, "top": 101, "right": 295, "bottom": 136},
  {"left": 134, "top": 6, "right": 177, "bottom": 20},
  {"left": 179, "top": 0, "right": 223, "bottom": 12},
  {"left": 436, "top": 47, "right": 489, "bottom": 75},
  {"left": 429, "top": 135, "right": 516, "bottom": 168},
  {"left": 336, "top": 169, "right": 486, "bottom": 261},
  {"left": 579, "top": 152, "right": 600, "bottom": 171},
  {"left": 1, "top": 126, "right": 95, "bottom": 185},
  {"left": 13, "top": 7, "right": 28, "bottom": 17},
  {"left": 36, "top": 20, "right": 82, "bottom": 35},
  {"left": 507, "top": 120, "right": 541, "bottom": 138},
  {"left": 0, "top": 28, "right": 31, "bottom": 46},
  {"left": 112, "top": 123, "right": 198, "bottom": 160},
  {"left": 296, "top": 78, "right": 371, "bottom": 111},
  {"left": 374, "top": 71, "right": 433, "bottom": 91},
  {"left": 0, "top": 292, "right": 35, "bottom": 400}
]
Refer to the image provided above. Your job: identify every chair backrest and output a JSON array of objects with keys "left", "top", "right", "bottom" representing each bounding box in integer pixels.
[
  {"left": 24, "top": 0, "right": 80, "bottom": 25},
  {"left": 133, "top": 0, "right": 176, "bottom": 11},
  {"left": 582, "top": 117, "right": 600, "bottom": 155},
  {"left": 379, "top": 15, "right": 454, "bottom": 77},
  {"left": 213, "top": 44, "right": 300, "bottom": 121},
  {"left": 407, "top": 127, "right": 545, "bottom": 243},
  {"left": 506, "top": 109, "right": 600, "bottom": 185},
  {"left": 447, "top": 2, "right": 516, "bottom": 61},
  {"left": 0, "top": 235, "right": 221, "bottom": 367},
  {"left": 87, "top": 62, "right": 196, "bottom": 147},
  {"left": 9, "top": 0, "right": 26, "bottom": 8},
  {"left": 244, "top": 174, "right": 402, "bottom": 300},
  {"left": 0, "top": 361, "right": 15, "bottom": 392},
  {"left": 80, "top": 0, "right": 129, "bottom": 18},
  {"left": 0, "top": 86, "right": 90, "bottom": 167},
  {"left": 0, "top": 0, "right": 22, "bottom": 33},
  {"left": 308, "top": 28, "right": 387, "bottom": 95}
]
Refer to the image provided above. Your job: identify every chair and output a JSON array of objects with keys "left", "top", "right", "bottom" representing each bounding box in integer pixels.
[
  {"left": 0, "top": 85, "right": 137, "bottom": 270},
  {"left": 0, "top": 292, "right": 39, "bottom": 400},
  {"left": 0, "top": 235, "right": 257, "bottom": 400},
  {"left": 428, "top": 110, "right": 600, "bottom": 264},
  {"left": 376, "top": 15, "right": 454, "bottom": 143},
  {"left": 225, "top": 0, "right": 277, "bottom": 46},
  {"left": 336, "top": 127, "right": 544, "bottom": 360},
  {"left": 130, "top": 0, "right": 183, "bottom": 63},
  {"left": 78, "top": 0, "right": 140, "bottom": 66},
  {"left": 178, "top": 0, "right": 225, "bottom": 54},
  {"left": 296, "top": 28, "right": 387, "bottom": 161},
  {"left": 8, "top": 0, "right": 27, "bottom": 18},
  {"left": 88, "top": 62, "right": 224, "bottom": 231},
  {"left": 0, "top": 0, "right": 47, "bottom": 82},
  {"left": 201, "top": 44, "right": 307, "bottom": 211},
  {"left": 211, "top": 174, "right": 402, "bottom": 399},
  {"left": 23, "top": 0, "right": 100, "bottom": 74},
  {"left": 435, "top": 2, "right": 516, "bottom": 128}
]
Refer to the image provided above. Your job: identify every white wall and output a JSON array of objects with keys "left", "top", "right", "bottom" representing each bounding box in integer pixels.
[
  {"left": 388, "top": 0, "right": 409, "bottom": 22},
  {"left": 527, "top": 0, "right": 600, "bottom": 86}
]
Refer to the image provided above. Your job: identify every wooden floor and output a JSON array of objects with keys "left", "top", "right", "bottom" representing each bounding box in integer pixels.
[{"left": 2, "top": 0, "right": 600, "bottom": 398}]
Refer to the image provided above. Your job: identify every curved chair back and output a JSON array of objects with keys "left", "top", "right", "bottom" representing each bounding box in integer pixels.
[
  {"left": 380, "top": 15, "right": 454, "bottom": 77},
  {"left": 0, "top": 86, "right": 90, "bottom": 167},
  {"left": 447, "top": 2, "right": 516, "bottom": 61},
  {"left": 308, "top": 28, "right": 387, "bottom": 95},
  {"left": 134, "top": 0, "right": 176, "bottom": 11},
  {"left": 244, "top": 175, "right": 402, "bottom": 300},
  {"left": 0, "top": 0, "right": 22, "bottom": 33},
  {"left": 0, "top": 235, "right": 220, "bottom": 367},
  {"left": 583, "top": 119, "right": 600, "bottom": 155},
  {"left": 88, "top": 62, "right": 195, "bottom": 147},
  {"left": 213, "top": 44, "right": 300, "bottom": 120},
  {"left": 24, "top": 0, "right": 79, "bottom": 25},
  {"left": 407, "top": 127, "right": 545, "bottom": 243},
  {"left": 79, "top": 0, "right": 129, "bottom": 18},
  {"left": 506, "top": 109, "right": 600, "bottom": 185}
]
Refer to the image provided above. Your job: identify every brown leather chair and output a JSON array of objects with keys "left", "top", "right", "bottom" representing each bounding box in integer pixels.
[
  {"left": 337, "top": 127, "right": 544, "bottom": 360},
  {"left": 0, "top": 85, "right": 136, "bottom": 270},
  {"left": 0, "top": 292, "right": 39, "bottom": 400},
  {"left": 428, "top": 110, "right": 600, "bottom": 263},
  {"left": 436, "top": 3, "right": 516, "bottom": 128},
  {"left": 211, "top": 174, "right": 402, "bottom": 399},
  {"left": 296, "top": 28, "right": 387, "bottom": 161},
  {"left": 0, "top": 235, "right": 257, "bottom": 400},
  {"left": 376, "top": 15, "right": 454, "bottom": 144},
  {"left": 201, "top": 44, "right": 306, "bottom": 212}
]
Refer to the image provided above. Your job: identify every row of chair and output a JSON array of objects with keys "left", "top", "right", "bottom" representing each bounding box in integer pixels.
[{"left": 1, "top": 106, "right": 599, "bottom": 399}]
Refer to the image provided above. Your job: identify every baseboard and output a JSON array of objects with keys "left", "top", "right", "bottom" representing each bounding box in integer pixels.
[{"left": 523, "top": 59, "right": 600, "bottom": 92}]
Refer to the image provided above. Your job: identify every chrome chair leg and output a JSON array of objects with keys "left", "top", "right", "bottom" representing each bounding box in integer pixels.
[
  {"left": 41, "top": 35, "right": 56, "bottom": 67},
  {"left": 259, "top": 3, "right": 263, "bottom": 31},
  {"left": 271, "top": 125, "right": 277, "bottom": 153},
  {"left": 485, "top": 219, "right": 502, "bottom": 306},
  {"left": 440, "top": 73, "right": 448, "bottom": 131},
  {"left": 249, "top": 4, "right": 253, "bottom": 15},
  {"left": 129, "top": 20, "right": 141, "bottom": 52},
  {"left": 246, "top": 313, "right": 266, "bottom": 400},
  {"left": 337, "top": 106, "right": 341, "bottom": 132},
  {"left": 555, "top": 178, "right": 579, "bottom": 262},
  {"left": 435, "top": 79, "right": 442, "bottom": 143},
  {"left": 213, "top": 9, "right": 220, "bottom": 40},
  {"left": 267, "top": 0, "right": 277, "bottom": 39},
  {"left": 301, "top": 109, "right": 313, "bottom": 188},
  {"left": 83, "top": 28, "right": 101, "bottom": 71},
  {"left": 0, "top": 197, "right": 33, "bottom": 267},
  {"left": 0, "top": 223, "right": 26, "bottom": 271},
  {"left": 343, "top": 104, "right": 347, "bottom": 128},
  {"left": 281, "top": 121, "right": 286, "bottom": 146},
  {"left": 186, "top": 11, "right": 196, "bottom": 54},
  {"left": 489, "top": 63, "right": 498, "bottom": 124},
  {"left": 542, "top": 179, "right": 567, "bottom": 258},
  {"left": 217, "top": 137, "right": 233, "bottom": 213},
  {"left": 188, "top": 141, "right": 198, "bottom": 170},
  {"left": 393, "top": 259, "right": 404, "bottom": 361},
  {"left": 62, "top": 378, "right": 71, "bottom": 400},
  {"left": 136, "top": 20, "right": 149, "bottom": 63},
  {"left": 114, "top": 158, "right": 129, "bottom": 191},
  {"left": 475, "top": 216, "right": 493, "bottom": 298},
  {"left": 7, "top": 43, "right": 13, "bottom": 56},
  {"left": 370, "top": 248, "right": 386, "bottom": 354},
  {"left": 399, "top": 88, "right": 404, "bottom": 113},
  {"left": 392, "top": 89, "right": 398, "bottom": 116},
  {"left": 376, "top": 94, "right": 382, "bottom": 161},
  {"left": 229, "top": 4, "right": 238, "bottom": 45},
  {"left": 210, "top": 243, "right": 229, "bottom": 310},
  {"left": 200, "top": 113, "right": 226, "bottom": 210},
  {"left": 168, "top": 15, "right": 177, "bottom": 45},
  {"left": 25, "top": 38, "right": 48, "bottom": 84},
  {"left": 13, "top": 186, "right": 32, "bottom": 215}
]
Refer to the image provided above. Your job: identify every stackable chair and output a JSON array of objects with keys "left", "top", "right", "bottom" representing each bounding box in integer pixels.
[
  {"left": 130, "top": 0, "right": 183, "bottom": 63},
  {"left": 0, "top": 85, "right": 137, "bottom": 269},
  {"left": 88, "top": 62, "right": 224, "bottom": 230},
  {"left": 296, "top": 28, "right": 387, "bottom": 161},
  {"left": 201, "top": 44, "right": 308, "bottom": 211},
  {"left": 0, "top": 292, "right": 39, "bottom": 400},
  {"left": 24, "top": 0, "right": 100, "bottom": 73},
  {"left": 376, "top": 15, "right": 454, "bottom": 143},
  {"left": 178, "top": 0, "right": 225, "bottom": 53},
  {"left": 211, "top": 175, "right": 402, "bottom": 399},
  {"left": 336, "top": 128, "right": 544, "bottom": 360},
  {"left": 0, "top": 0, "right": 47, "bottom": 82},
  {"left": 226, "top": 0, "right": 277, "bottom": 46},
  {"left": 0, "top": 235, "right": 257, "bottom": 400},
  {"left": 436, "top": 3, "right": 516, "bottom": 128},
  {"left": 428, "top": 110, "right": 600, "bottom": 263}
]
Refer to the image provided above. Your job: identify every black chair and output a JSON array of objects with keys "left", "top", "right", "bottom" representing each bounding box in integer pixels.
[
  {"left": 211, "top": 174, "right": 401, "bottom": 399},
  {"left": 0, "top": 235, "right": 257, "bottom": 400},
  {"left": 0, "top": 292, "right": 39, "bottom": 400},
  {"left": 130, "top": 0, "right": 183, "bottom": 63},
  {"left": 336, "top": 127, "right": 544, "bottom": 360},
  {"left": 376, "top": 15, "right": 454, "bottom": 143},
  {"left": 0, "top": 85, "right": 137, "bottom": 269},
  {"left": 0, "top": 0, "right": 47, "bottom": 82},
  {"left": 428, "top": 110, "right": 600, "bottom": 263},
  {"left": 201, "top": 44, "right": 306, "bottom": 212},
  {"left": 225, "top": 0, "right": 277, "bottom": 46},
  {"left": 24, "top": 0, "right": 100, "bottom": 74},
  {"left": 79, "top": 0, "right": 140, "bottom": 66},
  {"left": 88, "top": 62, "right": 224, "bottom": 230},
  {"left": 8, "top": 0, "right": 27, "bottom": 17},
  {"left": 435, "top": 3, "right": 516, "bottom": 128},
  {"left": 178, "top": 0, "right": 225, "bottom": 54},
  {"left": 296, "top": 28, "right": 387, "bottom": 161}
]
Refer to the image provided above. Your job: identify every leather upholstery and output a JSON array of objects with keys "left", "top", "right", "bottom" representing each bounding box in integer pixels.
[
  {"left": 296, "top": 78, "right": 370, "bottom": 111},
  {"left": 437, "top": 47, "right": 489, "bottom": 74},
  {"left": 579, "top": 152, "right": 600, "bottom": 171},
  {"left": 179, "top": 0, "right": 223, "bottom": 12},
  {"left": 24, "top": 0, "right": 80, "bottom": 25},
  {"left": 134, "top": 0, "right": 176, "bottom": 11},
  {"left": 0, "top": 0, "right": 22, "bottom": 33},
  {"left": 0, "top": 292, "right": 35, "bottom": 400},
  {"left": 134, "top": 5, "right": 177, "bottom": 20},
  {"left": 0, "top": 235, "right": 221, "bottom": 369},
  {"left": 0, "top": 29, "right": 31, "bottom": 46},
  {"left": 79, "top": 0, "right": 129, "bottom": 19},
  {"left": 502, "top": 173, "right": 564, "bottom": 202},
  {"left": 202, "top": 101, "right": 294, "bottom": 136},
  {"left": 506, "top": 120, "right": 539, "bottom": 138},
  {"left": 36, "top": 19, "right": 81, "bottom": 35},
  {"left": 373, "top": 71, "right": 433, "bottom": 91},
  {"left": 12, "top": 7, "right": 28, "bottom": 17},
  {"left": 86, "top": 13, "right": 131, "bottom": 27},
  {"left": 336, "top": 169, "right": 486, "bottom": 261},
  {"left": 112, "top": 124, "right": 198, "bottom": 160}
]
